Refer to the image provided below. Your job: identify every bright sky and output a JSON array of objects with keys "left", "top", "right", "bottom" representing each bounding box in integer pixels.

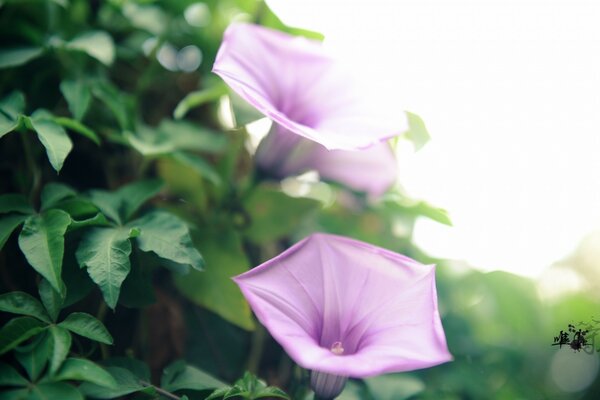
[{"left": 266, "top": 0, "right": 600, "bottom": 277}]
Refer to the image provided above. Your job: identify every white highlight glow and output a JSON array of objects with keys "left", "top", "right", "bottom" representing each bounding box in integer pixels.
[{"left": 268, "top": 0, "right": 600, "bottom": 277}]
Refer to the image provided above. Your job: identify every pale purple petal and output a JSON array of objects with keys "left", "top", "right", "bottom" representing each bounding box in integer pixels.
[
  {"left": 255, "top": 126, "right": 398, "bottom": 196},
  {"left": 233, "top": 233, "right": 452, "bottom": 378},
  {"left": 213, "top": 23, "right": 408, "bottom": 151}
]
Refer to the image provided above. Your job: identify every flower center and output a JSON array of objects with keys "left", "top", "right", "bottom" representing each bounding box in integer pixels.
[{"left": 330, "top": 341, "right": 344, "bottom": 355}]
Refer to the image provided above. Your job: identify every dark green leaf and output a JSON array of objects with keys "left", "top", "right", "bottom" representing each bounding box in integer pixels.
[
  {"left": 0, "top": 91, "right": 24, "bottom": 138},
  {"left": 205, "top": 387, "right": 230, "bottom": 400},
  {"left": 0, "top": 214, "right": 28, "bottom": 251},
  {"left": 0, "top": 317, "right": 46, "bottom": 355},
  {"left": 53, "top": 117, "right": 99, "bottom": 144},
  {"left": 41, "top": 183, "right": 76, "bottom": 211},
  {"left": 14, "top": 333, "right": 48, "bottom": 381},
  {"left": 18, "top": 210, "right": 71, "bottom": 294},
  {"left": 66, "top": 31, "right": 115, "bottom": 66},
  {"left": 0, "top": 292, "right": 51, "bottom": 323},
  {"left": 173, "top": 84, "right": 227, "bottom": 119},
  {"left": 103, "top": 357, "right": 150, "bottom": 381},
  {"left": 91, "top": 81, "right": 129, "bottom": 129},
  {"left": 28, "top": 383, "right": 83, "bottom": 400},
  {"left": 55, "top": 358, "right": 117, "bottom": 388},
  {"left": 87, "top": 190, "right": 122, "bottom": 224},
  {"left": 59, "top": 80, "right": 91, "bottom": 121},
  {"left": 174, "top": 229, "right": 254, "bottom": 331},
  {"left": 75, "top": 227, "right": 133, "bottom": 309},
  {"left": 68, "top": 213, "right": 110, "bottom": 231},
  {"left": 47, "top": 326, "right": 71, "bottom": 374},
  {"left": 172, "top": 152, "right": 221, "bottom": 186},
  {"left": 38, "top": 279, "right": 63, "bottom": 322},
  {"left": 58, "top": 312, "right": 113, "bottom": 345},
  {"left": 0, "top": 362, "right": 28, "bottom": 386},
  {"left": 161, "top": 360, "right": 226, "bottom": 392},
  {"left": 117, "top": 179, "right": 163, "bottom": 221},
  {"left": 29, "top": 111, "right": 73, "bottom": 172},
  {"left": 0, "top": 47, "right": 44, "bottom": 69},
  {"left": 0, "top": 389, "right": 28, "bottom": 400},
  {"left": 131, "top": 211, "right": 203, "bottom": 271},
  {"left": 0, "top": 91, "right": 25, "bottom": 119},
  {"left": 79, "top": 366, "right": 144, "bottom": 399},
  {"left": 0, "top": 194, "right": 34, "bottom": 214},
  {"left": 404, "top": 111, "right": 431, "bottom": 151},
  {"left": 243, "top": 185, "right": 319, "bottom": 244},
  {"left": 158, "top": 120, "right": 227, "bottom": 153}
]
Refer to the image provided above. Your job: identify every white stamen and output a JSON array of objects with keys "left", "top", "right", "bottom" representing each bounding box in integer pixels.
[{"left": 330, "top": 341, "right": 344, "bottom": 355}]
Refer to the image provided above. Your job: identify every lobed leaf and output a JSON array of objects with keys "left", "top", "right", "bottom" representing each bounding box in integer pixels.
[
  {"left": 0, "top": 317, "right": 46, "bottom": 355},
  {"left": 41, "top": 183, "right": 77, "bottom": 211},
  {"left": 0, "top": 291, "right": 51, "bottom": 323},
  {"left": 47, "top": 326, "right": 72, "bottom": 374},
  {"left": 38, "top": 279, "right": 63, "bottom": 322},
  {"left": 59, "top": 80, "right": 92, "bottom": 121},
  {"left": 58, "top": 312, "right": 113, "bottom": 345},
  {"left": 27, "top": 383, "right": 83, "bottom": 400},
  {"left": 75, "top": 227, "right": 133, "bottom": 309},
  {"left": 161, "top": 360, "right": 226, "bottom": 393},
  {"left": 14, "top": 332, "right": 49, "bottom": 381},
  {"left": 18, "top": 210, "right": 71, "bottom": 294},
  {"left": 0, "top": 47, "right": 44, "bottom": 69},
  {"left": 0, "top": 362, "right": 28, "bottom": 387},
  {"left": 66, "top": 31, "right": 115, "bottom": 66},
  {"left": 29, "top": 110, "right": 73, "bottom": 173},
  {"left": 0, "top": 194, "right": 34, "bottom": 214},
  {"left": 79, "top": 366, "right": 144, "bottom": 399},
  {"left": 55, "top": 358, "right": 117, "bottom": 388},
  {"left": 0, "top": 214, "right": 29, "bottom": 251},
  {"left": 131, "top": 211, "right": 203, "bottom": 271}
]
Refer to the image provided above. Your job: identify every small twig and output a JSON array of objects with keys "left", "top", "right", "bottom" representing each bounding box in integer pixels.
[{"left": 139, "top": 380, "right": 180, "bottom": 400}]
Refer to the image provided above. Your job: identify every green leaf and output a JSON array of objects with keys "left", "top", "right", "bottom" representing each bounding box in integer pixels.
[
  {"left": 0, "top": 292, "right": 51, "bottom": 323},
  {"left": 58, "top": 312, "right": 113, "bottom": 345},
  {"left": 103, "top": 357, "right": 150, "bottom": 381},
  {"left": 41, "top": 183, "right": 76, "bottom": 211},
  {"left": 215, "top": 372, "right": 289, "bottom": 400},
  {"left": 59, "top": 80, "right": 91, "bottom": 121},
  {"left": 75, "top": 227, "right": 133, "bottom": 309},
  {"left": 18, "top": 210, "right": 71, "bottom": 294},
  {"left": 243, "top": 185, "right": 320, "bottom": 244},
  {"left": 55, "top": 358, "right": 117, "bottom": 388},
  {"left": 404, "top": 111, "right": 431, "bottom": 151},
  {"left": 0, "top": 91, "right": 25, "bottom": 138},
  {"left": 174, "top": 229, "right": 254, "bottom": 331},
  {"left": 0, "top": 362, "right": 28, "bottom": 386},
  {"left": 0, "top": 47, "right": 43, "bottom": 69},
  {"left": 0, "top": 194, "right": 34, "bottom": 214},
  {"left": 131, "top": 211, "right": 203, "bottom": 271},
  {"left": 28, "top": 383, "right": 83, "bottom": 400},
  {"left": 68, "top": 213, "right": 110, "bottom": 231},
  {"left": 87, "top": 179, "right": 163, "bottom": 224},
  {"left": 79, "top": 366, "right": 144, "bottom": 399},
  {"left": 172, "top": 152, "right": 221, "bottom": 186},
  {"left": 161, "top": 360, "right": 226, "bottom": 392},
  {"left": 91, "top": 81, "right": 129, "bottom": 129},
  {"left": 53, "top": 117, "right": 99, "bottom": 144},
  {"left": 0, "top": 389, "right": 28, "bottom": 400},
  {"left": 0, "top": 317, "right": 46, "bottom": 355},
  {"left": 66, "top": 31, "right": 115, "bottom": 66},
  {"left": 0, "top": 214, "right": 28, "bottom": 251},
  {"left": 157, "top": 120, "right": 227, "bottom": 153},
  {"left": 47, "top": 326, "right": 71, "bottom": 374},
  {"left": 29, "top": 111, "right": 73, "bottom": 172},
  {"left": 14, "top": 332, "right": 49, "bottom": 381},
  {"left": 174, "top": 85, "right": 228, "bottom": 119},
  {"left": 38, "top": 279, "right": 63, "bottom": 322},
  {"left": 117, "top": 179, "right": 164, "bottom": 221}
]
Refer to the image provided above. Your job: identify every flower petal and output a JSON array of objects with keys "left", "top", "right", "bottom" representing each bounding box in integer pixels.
[
  {"left": 213, "top": 23, "right": 408, "bottom": 151},
  {"left": 233, "top": 233, "right": 452, "bottom": 378}
]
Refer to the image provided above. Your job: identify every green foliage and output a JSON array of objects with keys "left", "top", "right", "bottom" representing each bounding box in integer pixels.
[{"left": 206, "top": 372, "right": 289, "bottom": 400}]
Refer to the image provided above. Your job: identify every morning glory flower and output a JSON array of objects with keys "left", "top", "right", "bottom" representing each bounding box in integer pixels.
[
  {"left": 233, "top": 233, "right": 452, "bottom": 398},
  {"left": 212, "top": 23, "right": 407, "bottom": 195}
]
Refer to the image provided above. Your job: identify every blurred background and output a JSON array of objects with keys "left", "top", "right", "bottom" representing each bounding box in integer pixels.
[{"left": 1, "top": 0, "right": 599, "bottom": 399}]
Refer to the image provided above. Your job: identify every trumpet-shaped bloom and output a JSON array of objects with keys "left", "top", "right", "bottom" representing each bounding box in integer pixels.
[
  {"left": 233, "top": 233, "right": 452, "bottom": 379},
  {"left": 212, "top": 23, "right": 406, "bottom": 195}
]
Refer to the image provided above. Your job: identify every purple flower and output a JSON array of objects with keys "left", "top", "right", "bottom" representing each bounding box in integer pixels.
[
  {"left": 212, "top": 23, "right": 407, "bottom": 195},
  {"left": 233, "top": 233, "right": 452, "bottom": 396}
]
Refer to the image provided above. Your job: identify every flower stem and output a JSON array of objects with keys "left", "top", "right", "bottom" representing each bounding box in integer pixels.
[{"left": 246, "top": 323, "right": 266, "bottom": 374}]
